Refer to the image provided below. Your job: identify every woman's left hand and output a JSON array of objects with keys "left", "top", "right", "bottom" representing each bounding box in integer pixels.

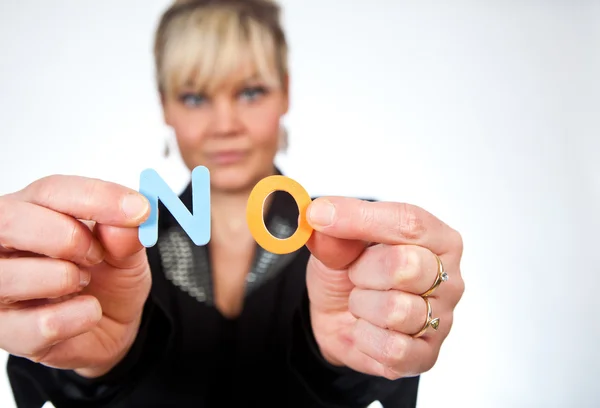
[{"left": 305, "top": 197, "right": 465, "bottom": 380}]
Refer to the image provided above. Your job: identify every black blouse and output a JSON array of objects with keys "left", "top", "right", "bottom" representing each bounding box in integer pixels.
[{"left": 6, "top": 172, "right": 419, "bottom": 408}]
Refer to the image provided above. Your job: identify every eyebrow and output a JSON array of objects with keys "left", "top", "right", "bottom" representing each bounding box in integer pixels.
[
  {"left": 239, "top": 74, "right": 264, "bottom": 84},
  {"left": 177, "top": 73, "right": 270, "bottom": 95}
]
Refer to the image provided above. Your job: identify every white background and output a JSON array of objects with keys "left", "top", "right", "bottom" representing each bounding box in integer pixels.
[{"left": 1, "top": 1, "right": 599, "bottom": 407}]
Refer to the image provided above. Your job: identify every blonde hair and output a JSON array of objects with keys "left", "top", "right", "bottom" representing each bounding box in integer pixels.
[{"left": 154, "top": 0, "right": 288, "bottom": 98}]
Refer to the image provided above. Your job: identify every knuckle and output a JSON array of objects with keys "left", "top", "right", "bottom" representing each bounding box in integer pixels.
[
  {"left": 60, "top": 261, "right": 81, "bottom": 294},
  {"left": 69, "top": 223, "right": 80, "bottom": 249},
  {"left": 381, "top": 333, "right": 407, "bottom": 367},
  {"left": 385, "top": 293, "right": 409, "bottom": 329},
  {"left": 446, "top": 271, "right": 465, "bottom": 307},
  {"left": 436, "top": 308, "right": 454, "bottom": 328},
  {"left": 422, "top": 349, "right": 441, "bottom": 373},
  {"left": 347, "top": 265, "right": 359, "bottom": 286},
  {"left": 62, "top": 222, "right": 84, "bottom": 259},
  {"left": 0, "top": 264, "right": 16, "bottom": 304},
  {"left": 347, "top": 288, "right": 360, "bottom": 315},
  {"left": 28, "top": 347, "right": 53, "bottom": 364},
  {"left": 0, "top": 198, "right": 16, "bottom": 238},
  {"left": 385, "top": 246, "right": 419, "bottom": 288},
  {"left": 455, "top": 275, "right": 466, "bottom": 300},
  {"left": 452, "top": 229, "right": 464, "bottom": 256},
  {"left": 404, "top": 247, "right": 421, "bottom": 283},
  {"left": 384, "top": 246, "right": 405, "bottom": 285},
  {"left": 444, "top": 314, "right": 455, "bottom": 334},
  {"left": 381, "top": 366, "right": 404, "bottom": 381},
  {"left": 359, "top": 205, "right": 377, "bottom": 232},
  {"left": 26, "top": 176, "right": 55, "bottom": 205},
  {"left": 81, "top": 178, "right": 100, "bottom": 217},
  {"left": 37, "top": 311, "right": 61, "bottom": 343},
  {"left": 396, "top": 203, "right": 426, "bottom": 240}
]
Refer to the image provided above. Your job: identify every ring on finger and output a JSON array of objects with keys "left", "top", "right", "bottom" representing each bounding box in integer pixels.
[
  {"left": 412, "top": 296, "right": 440, "bottom": 338},
  {"left": 420, "top": 253, "right": 448, "bottom": 297}
]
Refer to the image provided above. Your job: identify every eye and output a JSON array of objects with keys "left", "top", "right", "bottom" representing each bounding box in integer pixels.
[
  {"left": 179, "top": 93, "right": 207, "bottom": 107},
  {"left": 239, "top": 86, "right": 267, "bottom": 102}
]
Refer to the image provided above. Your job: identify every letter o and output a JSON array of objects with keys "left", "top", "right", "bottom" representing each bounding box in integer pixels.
[{"left": 246, "top": 175, "right": 313, "bottom": 255}]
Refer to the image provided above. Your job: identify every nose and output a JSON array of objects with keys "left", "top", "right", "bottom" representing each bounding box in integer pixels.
[{"left": 211, "top": 98, "right": 241, "bottom": 137}]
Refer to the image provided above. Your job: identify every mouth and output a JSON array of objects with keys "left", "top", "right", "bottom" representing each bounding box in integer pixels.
[{"left": 205, "top": 149, "right": 249, "bottom": 165}]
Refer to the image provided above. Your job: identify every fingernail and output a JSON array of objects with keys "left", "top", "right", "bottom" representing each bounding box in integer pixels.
[
  {"left": 309, "top": 199, "right": 335, "bottom": 228},
  {"left": 80, "top": 270, "right": 91, "bottom": 287},
  {"left": 121, "top": 193, "right": 149, "bottom": 220},
  {"left": 85, "top": 244, "right": 104, "bottom": 265}
]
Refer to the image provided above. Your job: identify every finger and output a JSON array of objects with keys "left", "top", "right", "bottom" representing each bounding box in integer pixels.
[
  {"left": 15, "top": 175, "right": 150, "bottom": 227},
  {"left": 306, "top": 197, "right": 462, "bottom": 256},
  {"left": 0, "top": 258, "right": 90, "bottom": 304},
  {"left": 305, "top": 231, "right": 369, "bottom": 270},
  {"left": 0, "top": 198, "right": 105, "bottom": 266},
  {"left": 352, "top": 318, "right": 439, "bottom": 378},
  {"left": 93, "top": 224, "right": 146, "bottom": 269},
  {"left": 349, "top": 288, "right": 442, "bottom": 336},
  {"left": 79, "top": 219, "right": 96, "bottom": 231},
  {"left": 34, "top": 315, "right": 136, "bottom": 370},
  {"left": 87, "top": 224, "right": 151, "bottom": 324},
  {"left": 0, "top": 295, "right": 102, "bottom": 360},
  {"left": 348, "top": 244, "right": 442, "bottom": 296}
]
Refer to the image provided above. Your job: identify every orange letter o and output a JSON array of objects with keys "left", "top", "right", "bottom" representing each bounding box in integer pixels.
[{"left": 246, "top": 175, "right": 313, "bottom": 255}]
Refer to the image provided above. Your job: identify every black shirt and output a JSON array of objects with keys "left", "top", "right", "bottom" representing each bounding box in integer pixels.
[{"left": 6, "top": 175, "right": 419, "bottom": 408}]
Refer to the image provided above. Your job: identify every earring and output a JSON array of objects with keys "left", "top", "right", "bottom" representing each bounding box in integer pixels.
[
  {"left": 278, "top": 125, "right": 289, "bottom": 153},
  {"left": 163, "top": 137, "right": 170, "bottom": 158}
]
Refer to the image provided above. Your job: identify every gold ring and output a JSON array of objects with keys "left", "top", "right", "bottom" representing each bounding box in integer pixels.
[
  {"left": 420, "top": 254, "right": 448, "bottom": 297},
  {"left": 412, "top": 296, "right": 440, "bottom": 338}
]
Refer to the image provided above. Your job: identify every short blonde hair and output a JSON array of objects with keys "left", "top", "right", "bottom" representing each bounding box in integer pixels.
[{"left": 154, "top": 0, "right": 288, "bottom": 98}]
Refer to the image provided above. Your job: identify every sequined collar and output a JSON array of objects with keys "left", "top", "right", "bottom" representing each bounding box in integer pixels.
[{"left": 155, "top": 168, "right": 302, "bottom": 305}]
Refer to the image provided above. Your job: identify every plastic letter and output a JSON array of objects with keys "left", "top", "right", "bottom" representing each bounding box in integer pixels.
[
  {"left": 138, "top": 166, "right": 211, "bottom": 247},
  {"left": 246, "top": 175, "right": 313, "bottom": 254}
]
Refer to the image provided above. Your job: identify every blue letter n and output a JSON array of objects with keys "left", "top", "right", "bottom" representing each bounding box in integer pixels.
[{"left": 138, "top": 166, "right": 211, "bottom": 247}]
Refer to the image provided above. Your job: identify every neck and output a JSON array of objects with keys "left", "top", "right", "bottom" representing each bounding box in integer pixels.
[
  {"left": 210, "top": 188, "right": 252, "bottom": 233},
  {"left": 210, "top": 166, "right": 278, "bottom": 240}
]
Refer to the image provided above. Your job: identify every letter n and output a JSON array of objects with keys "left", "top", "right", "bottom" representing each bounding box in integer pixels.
[{"left": 138, "top": 166, "right": 211, "bottom": 247}]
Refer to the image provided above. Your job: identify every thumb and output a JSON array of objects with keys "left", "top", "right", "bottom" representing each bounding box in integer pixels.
[
  {"left": 85, "top": 223, "right": 150, "bottom": 325},
  {"left": 93, "top": 224, "right": 147, "bottom": 270},
  {"left": 305, "top": 198, "right": 368, "bottom": 270},
  {"left": 306, "top": 254, "right": 355, "bottom": 313},
  {"left": 305, "top": 198, "right": 369, "bottom": 314}
]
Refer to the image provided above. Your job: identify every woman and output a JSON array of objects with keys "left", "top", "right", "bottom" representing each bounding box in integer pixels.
[{"left": 2, "top": 0, "right": 465, "bottom": 407}]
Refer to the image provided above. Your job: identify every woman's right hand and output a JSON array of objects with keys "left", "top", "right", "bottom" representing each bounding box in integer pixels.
[{"left": 0, "top": 175, "right": 152, "bottom": 378}]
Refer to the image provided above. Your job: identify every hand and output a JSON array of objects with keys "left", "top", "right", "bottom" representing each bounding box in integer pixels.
[
  {"left": 305, "top": 197, "right": 464, "bottom": 380},
  {"left": 0, "top": 175, "right": 151, "bottom": 377}
]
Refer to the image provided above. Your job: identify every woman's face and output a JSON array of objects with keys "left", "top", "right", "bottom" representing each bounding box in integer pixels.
[{"left": 162, "top": 67, "right": 288, "bottom": 193}]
